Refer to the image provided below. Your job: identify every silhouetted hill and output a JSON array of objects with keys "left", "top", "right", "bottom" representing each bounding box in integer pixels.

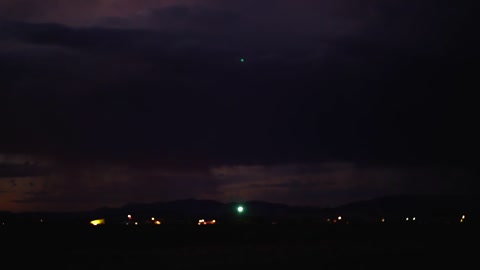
[
  {"left": 121, "top": 199, "right": 226, "bottom": 218},
  {"left": 91, "top": 199, "right": 320, "bottom": 221},
  {"left": 0, "top": 211, "right": 13, "bottom": 220},
  {"left": 3, "top": 194, "right": 479, "bottom": 225},
  {"left": 84, "top": 194, "right": 480, "bottom": 224}
]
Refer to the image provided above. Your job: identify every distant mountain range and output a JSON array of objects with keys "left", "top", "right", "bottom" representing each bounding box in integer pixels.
[{"left": 2, "top": 194, "right": 479, "bottom": 224}]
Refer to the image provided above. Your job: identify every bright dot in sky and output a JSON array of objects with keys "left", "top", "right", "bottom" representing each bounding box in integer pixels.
[
  {"left": 237, "top": 206, "right": 244, "bottom": 213},
  {"left": 240, "top": 58, "right": 245, "bottom": 62}
]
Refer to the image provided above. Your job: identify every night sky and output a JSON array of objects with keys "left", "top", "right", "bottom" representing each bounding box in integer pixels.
[{"left": 1, "top": 0, "right": 479, "bottom": 212}]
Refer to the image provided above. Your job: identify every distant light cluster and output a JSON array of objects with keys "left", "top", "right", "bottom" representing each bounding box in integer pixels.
[
  {"left": 0, "top": 210, "right": 472, "bottom": 227},
  {"left": 198, "top": 219, "right": 216, "bottom": 225}
]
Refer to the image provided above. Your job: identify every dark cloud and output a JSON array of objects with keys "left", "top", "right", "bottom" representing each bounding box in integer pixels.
[
  {"left": 1, "top": 6, "right": 478, "bottom": 167},
  {"left": 1, "top": 1, "right": 479, "bottom": 211},
  {"left": 0, "top": 163, "right": 50, "bottom": 178},
  {"left": 0, "top": 0, "right": 183, "bottom": 24},
  {"left": 211, "top": 162, "right": 478, "bottom": 207},
  {"left": 10, "top": 164, "right": 219, "bottom": 211},
  {"left": 147, "top": 5, "right": 241, "bottom": 29}
]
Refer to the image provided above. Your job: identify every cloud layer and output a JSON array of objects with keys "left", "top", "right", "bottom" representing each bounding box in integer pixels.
[{"left": 1, "top": 1, "right": 478, "bottom": 211}]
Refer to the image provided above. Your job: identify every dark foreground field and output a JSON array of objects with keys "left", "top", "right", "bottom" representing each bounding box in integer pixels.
[{"left": 1, "top": 224, "right": 476, "bottom": 269}]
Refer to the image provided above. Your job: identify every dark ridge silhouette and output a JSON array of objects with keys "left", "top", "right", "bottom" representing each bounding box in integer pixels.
[
  {"left": 0, "top": 211, "right": 13, "bottom": 220},
  {"left": 2, "top": 194, "right": 479, "bottom": 225}
]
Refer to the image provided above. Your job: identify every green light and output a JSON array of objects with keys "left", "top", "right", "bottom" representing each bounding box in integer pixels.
[
  {"left": 240, "top": 58, "right": 245, "bottom": 63},
  {"left": 237, "top": 206, "right": 244, "bottom": 213}
]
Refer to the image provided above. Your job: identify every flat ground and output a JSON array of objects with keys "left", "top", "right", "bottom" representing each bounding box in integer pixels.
[{"left": 1, "top": 224, "right": 475, "bottom": 269}]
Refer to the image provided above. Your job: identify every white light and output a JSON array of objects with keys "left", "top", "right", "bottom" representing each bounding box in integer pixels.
[
  {"left": 406, "top": 217, "right": 409, "bottom": 221},
  {"left": 412, "top": 217, "right": 416, "bottom": 221},
  {"left": 337, "top": 216, "right": 342, "bottom": 220}
]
